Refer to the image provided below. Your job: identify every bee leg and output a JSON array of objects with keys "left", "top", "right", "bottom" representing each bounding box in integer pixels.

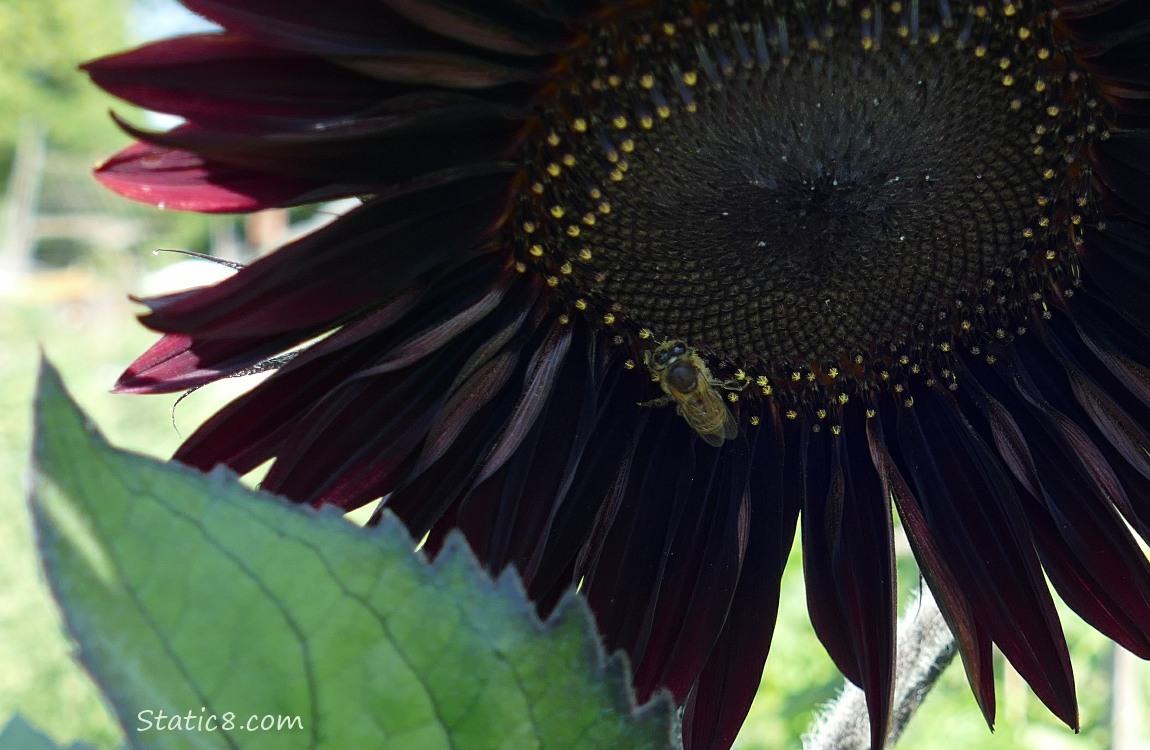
[{"left": 637, "top": 395, "right": 674, "bottom": 408}]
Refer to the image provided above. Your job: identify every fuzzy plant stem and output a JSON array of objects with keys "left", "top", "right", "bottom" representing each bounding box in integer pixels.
[{"left": 802, "top": 587, "right": 959, "bottom": 750}]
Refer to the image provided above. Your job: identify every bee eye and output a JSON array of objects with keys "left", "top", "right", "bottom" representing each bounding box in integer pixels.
[
  {"left": 672, "top": 343, "right": 686, "bottom": 355},
  {"left": 654, "top": 351, "right": 669, "bottom": 365}
]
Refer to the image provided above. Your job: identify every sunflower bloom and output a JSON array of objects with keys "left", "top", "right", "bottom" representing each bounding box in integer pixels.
[{"left": 89, "top": 1, "right": 1150, "bottom": 747}]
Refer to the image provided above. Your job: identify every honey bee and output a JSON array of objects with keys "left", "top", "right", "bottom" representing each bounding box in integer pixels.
[{"left": 642, "top": 340, "right": 740, "bottom": 447}]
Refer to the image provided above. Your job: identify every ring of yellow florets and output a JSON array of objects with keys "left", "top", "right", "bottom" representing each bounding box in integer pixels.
[{"left": 507, "top": 1, "right": 1104, "bottom": 430}]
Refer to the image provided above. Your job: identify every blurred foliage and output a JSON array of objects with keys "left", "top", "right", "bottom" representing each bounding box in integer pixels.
[
  {"left": 0, "top": 0, "right": 220, "bottom": 271},
  {"left": 0, "top": 0, "right": 133, "bottom": 168}
]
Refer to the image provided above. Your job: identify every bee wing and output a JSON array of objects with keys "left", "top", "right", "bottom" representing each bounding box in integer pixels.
[{"left": 679, "top": 378, "right": 737, "bottom": 446}]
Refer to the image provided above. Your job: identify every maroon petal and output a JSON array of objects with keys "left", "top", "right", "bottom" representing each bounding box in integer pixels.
[
  {"left": 1090, "top": 132, "right": 1150, "bottom": 219},
  {"left": 115, "top": 331, "right": 305, "bottom": 393},
  {"left": 110, "top": 104, "right": 526, "bottom": 188},
  {"left": 379, "top": 0, "right": 570, "bottom": 55},
  {"left": 867, "top": 414, "right": 998, "bottom": 727},
  {"left": 894, "top": 385, "right": 1079, "bottom": 730},
  {"left": 95, "top": 139, "right": 341, "bottom": 212},
  {"left": 681, "top": 417, "right": 799, "bottom": 750},
  {"left": 803, "top": 407, "right": 896, "bottom": 749},
  {"left": 471, "top": 322, "right": 572, "bottom": 485},
  {"left": 972, "top": 362, "right": 1150, "bottom": 658},
  {"left": 181, "top": 0, "right": 546, "bottom": 86},
  {"left": 138, "top": 172, "right": 515, "bottom": 339},
  {"left": 85, "top": 34, "right": 422, "bottom": 129},
  {"left": 574, "top": 412, "right": 755, "bottom": 706},
  {"left": 176, "top": 262, "right": 513, "bottom": 498}
]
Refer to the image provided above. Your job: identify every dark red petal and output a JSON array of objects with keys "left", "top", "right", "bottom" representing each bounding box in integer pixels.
[
  {"left": 471, "top": 322, "right": 572, "bottom": 485},
  {"left": 115, "top": 331, "right": 308, "bottom": 393},
  {"left": 266, "top": 277, "right": 524, "bottom": 508},
  {"left": 94, "top": 139, "right": 340, "bottom": 212},
  {"left": 894, "top": 385, "right": 1079, "bottom": 730},
  {"left": 181, "top": 0, "right": 544, "bottom": 86},
  {"left": 866, "top": 414, "right": 998, "bottom": 727},
  {"left": 1075, "top": 221, "right": 1150, "bottom": 329},
  {"left": 802, "top": 407, "right": 896, "bottom": 750},
  {"left": 171, "top": 262, "right": 494, "bottom": 476},
  {"left": 379, "top": 0, "right": 570, "bottom": 55},
  {"left": 475, "top": 335, "right": 642, "bottom": 609},
  {"left": 577, "top": 409, "right": 750, "bottom": 705},
  {"left": 1056, "top": 0, "right": 1150, "bottom": 54},
  {"left": 629, "top": 444, "right": 752, "bottom": 703},
  {"left": 1090, "top": 132, "right": 1150, "bottom": 221},
  {"left": 682, "top": 417, "right": 800, "bottom": 750},
  {"left": 450, "top": 322, "right": 595, "bottom": 575},
  {"left": 971, "top": 360, "right": 1150, "bottom": 658},
  {"left": 138, "top": 172, "right": 515, "bottom": 339},
  {"left": 85, "top": 34, "right": 421, "bottom": 128},
  {"left": 110, "top": 105, "right": 525, "bottom": 188}
]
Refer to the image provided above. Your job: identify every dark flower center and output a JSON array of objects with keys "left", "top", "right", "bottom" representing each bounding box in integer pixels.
[{"left": 512, "top": 1, "right": 1101, "bottom": 401}]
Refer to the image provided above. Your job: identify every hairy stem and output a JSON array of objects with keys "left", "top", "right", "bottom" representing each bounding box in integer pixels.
[{"left": 803, "top": 587, "right": 958, "bottom": 749}]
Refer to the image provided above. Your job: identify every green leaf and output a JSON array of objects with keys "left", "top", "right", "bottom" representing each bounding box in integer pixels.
[
  {"left": 0, "top": 714, "right": 101, "bottom": 750},
  {"left": 29, "top": 359, "right": 678, "bottom": 750}
]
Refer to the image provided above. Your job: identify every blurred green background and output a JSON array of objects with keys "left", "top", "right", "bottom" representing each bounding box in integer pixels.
[{"left": 1, "top": 1, "right": 1148, "bottom": 748}]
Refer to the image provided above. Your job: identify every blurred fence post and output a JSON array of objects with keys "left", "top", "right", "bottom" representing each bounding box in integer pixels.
[
  {"left": 0, "top": 123, "right": 47, "bottom": 283},
  {"left": 1111, "top": 643, "right": 1144, "bottom": 750}
]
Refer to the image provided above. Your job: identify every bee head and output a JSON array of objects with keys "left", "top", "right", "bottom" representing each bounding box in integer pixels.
[{"left": 650, "top": 340, "right": 688, "bottom": 370}]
